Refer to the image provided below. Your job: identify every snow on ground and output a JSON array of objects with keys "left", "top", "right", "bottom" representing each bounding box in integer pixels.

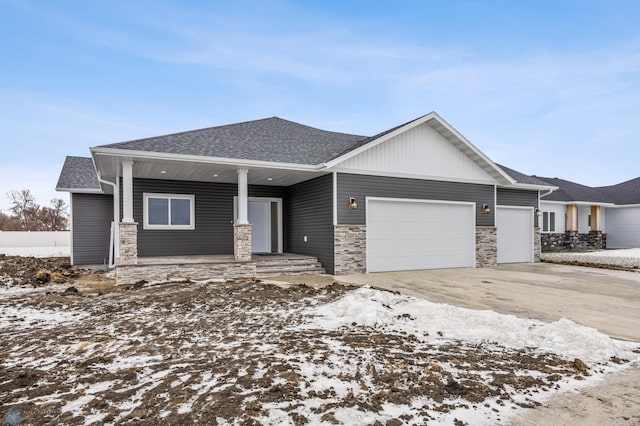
[
  {"left": 542, "top": 248, "right": 640, "bottom": 269},
  {"left": 0, "top": 246, "right": 70, "bottom": 257},
  {"left": 0, "top": 281, "right": 637, "bottom": 425}
]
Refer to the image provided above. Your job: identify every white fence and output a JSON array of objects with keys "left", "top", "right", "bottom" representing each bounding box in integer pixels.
[{"left": 0, "top": 231, "right": 70, "bottom": 248}]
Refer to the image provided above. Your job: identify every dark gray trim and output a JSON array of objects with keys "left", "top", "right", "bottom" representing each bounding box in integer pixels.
[
  {"left": 336, "top": 173, "right": 495, "bottom": 226},
  {"left": 497, "top": 188, "right": 540, "bottom": 227},
  {"left": 286, "top": 174, "right": 335, "bottom": 274},
  {"left": 71, "top": 193, "right": 113, "bottom": 265}
]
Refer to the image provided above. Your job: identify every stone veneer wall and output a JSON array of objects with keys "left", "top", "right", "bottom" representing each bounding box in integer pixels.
[
  {"left": 541, "top": 231, "right": 606, "bottom": 252},
  {"left": 118, "top": 222, "right": 138, "bottom": 265},
  {"left": 234, "top": 224, "right": 252, "bottom": 261},
  {"left": 116, "top": 262, "right": 256, "bottom": 286},
  {"left": 475, "top": 226, "right": 497, "bottom": 267},
  {"left": 534, "top": 227, "right": 541, "bottom": 262},
  {"left": 334, "top": 225, "right": 366, "bottom": 274}
]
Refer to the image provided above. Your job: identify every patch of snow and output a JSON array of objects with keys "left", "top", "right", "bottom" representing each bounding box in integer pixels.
[
  {"left": 61, "top": 395, "right": 95, "bottom": 415},
  {"left": 0, "top": 305, "right": 88, "bottom": 329}
]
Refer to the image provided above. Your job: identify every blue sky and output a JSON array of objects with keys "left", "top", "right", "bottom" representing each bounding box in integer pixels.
[{"left": 1, "top": 0, "right": 639, "bottom": 212}]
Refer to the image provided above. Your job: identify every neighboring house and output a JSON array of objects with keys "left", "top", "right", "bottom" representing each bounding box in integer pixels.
[
  {"left": 535, "top": 176, "right": 640, "bottom": 251},
  {"left": 56, "top": 112, "right": 553, "bottom": 284}
]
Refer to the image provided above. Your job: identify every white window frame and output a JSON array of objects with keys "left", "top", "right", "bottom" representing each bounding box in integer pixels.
[{"left": 143, "top": 193, "right": 195, "bottom": 230}]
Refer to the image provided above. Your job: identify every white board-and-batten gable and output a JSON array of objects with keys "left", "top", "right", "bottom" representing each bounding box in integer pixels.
[{"left": 329, "top": 120, "right": 501, "bottom": 185}]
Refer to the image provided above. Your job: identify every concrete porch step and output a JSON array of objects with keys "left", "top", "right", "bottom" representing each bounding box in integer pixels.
[{"left": 255, "top": 255, "right": 325, "bottom": 276}]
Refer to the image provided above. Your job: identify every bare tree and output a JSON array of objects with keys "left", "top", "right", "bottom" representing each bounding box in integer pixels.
[
  {"left": 40, "top": 198, "right": 69, "bottom": 231},
  {"left": 7, "top": 189, "right": 39, "bottom": 230},
  {"left": 4, "top": 190, "right": 68, "bottom": 231},
  {"left": 0, "top": 211, "right": 22, "bottom": 231}
]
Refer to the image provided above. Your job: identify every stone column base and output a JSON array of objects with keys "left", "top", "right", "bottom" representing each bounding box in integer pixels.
[
  {"left": 476, "top": 226, "right": 497, "bottom": 267},
  {"left": 118, "top": 222, "right": 138, "bottom": 265},
  {"left": 534, "top": 227, "right": 541, "bottom": 262},
  {"left": 234, "top": 224, "right": 252, "bottom": 261},
  {"left": 334, "top": 225, "right": 366, "bottom": 274}
]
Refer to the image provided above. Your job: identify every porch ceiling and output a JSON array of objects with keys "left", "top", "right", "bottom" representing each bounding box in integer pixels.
[{"left": 93, "top": 155, "right": 329, "bottom": 187}]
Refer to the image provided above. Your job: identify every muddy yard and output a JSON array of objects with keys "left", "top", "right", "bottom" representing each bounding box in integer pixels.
[{"left": 0, "top": 256, "right": 638, "bottom": 425}]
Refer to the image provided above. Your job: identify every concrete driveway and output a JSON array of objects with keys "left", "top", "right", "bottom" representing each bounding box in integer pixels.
[{"left": 337, "top": 262, "right": 640, "bottom": 341}]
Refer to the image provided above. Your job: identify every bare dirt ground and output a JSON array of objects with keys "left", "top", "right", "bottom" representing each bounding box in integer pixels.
[{"left": 1, "top": 257, "right": 638, "bottom": 425}]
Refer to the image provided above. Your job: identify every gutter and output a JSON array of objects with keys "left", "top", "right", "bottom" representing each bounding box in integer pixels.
[{"left": 96, "top": 175, "right": 119, "bottom": 269}]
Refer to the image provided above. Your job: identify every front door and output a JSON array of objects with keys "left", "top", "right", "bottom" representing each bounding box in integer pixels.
[{"left": 248, "top": 201, "right": 270, "bottom": 253}]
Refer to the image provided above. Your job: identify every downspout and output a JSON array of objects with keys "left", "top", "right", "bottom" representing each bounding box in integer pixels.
[{"left": 97, "top": 176, "right": 119, "bottom": 268}]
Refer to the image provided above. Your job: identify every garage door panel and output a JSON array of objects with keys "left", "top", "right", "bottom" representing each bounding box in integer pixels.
[
  {"left": 367, "top": 199, "right": 475, "bottom": 272},
  {"left": 496, "top": 207, "right": 533, "bottom": 263}
]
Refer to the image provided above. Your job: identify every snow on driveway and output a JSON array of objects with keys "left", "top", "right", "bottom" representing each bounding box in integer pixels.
[{"left": 0, "top": 281, "right": 638, "bottom": 425}]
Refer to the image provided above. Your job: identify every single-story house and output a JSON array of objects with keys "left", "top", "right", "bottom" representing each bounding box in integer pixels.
[
  {"left": 534, "top": 176, "right": 640, "bottom": 250},
  {"left": 56, "top": 112, "right": 555, "bottom": 284}
]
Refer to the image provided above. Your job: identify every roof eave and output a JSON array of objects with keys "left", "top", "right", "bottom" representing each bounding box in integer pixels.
[
  {"left": 91, "top": 147, "right": 324, "bottom": 171},
  {"left": 55, "top": 187, "right": 104, "bottom": 194},
  {"left": 504, "top": 183, "right": 559, "bottom": 191}
]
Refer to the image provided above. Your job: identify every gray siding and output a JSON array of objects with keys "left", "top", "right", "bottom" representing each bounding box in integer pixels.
[
  {"left": 337, "top": 173, "right": 495, "bottom": 226},
  {"left": 72, "top": 193, "right": 113, "bottom": 265},
  {"left": 131, "top": 178, "right": 286, "bottom": 257},
  {"left": 497, "top": 188, "right": 540, "bottom": 227},
  {"left": 286, "top": 174, "right": 335, "bottom": 274}
]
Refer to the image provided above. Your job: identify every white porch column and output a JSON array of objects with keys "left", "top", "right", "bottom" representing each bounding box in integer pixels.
[
  {"left": 122, "top": 160, "right": 134, "bottom": 222},
  {"left": 237, "top": 168, "right": 249, "bottom": 224}
]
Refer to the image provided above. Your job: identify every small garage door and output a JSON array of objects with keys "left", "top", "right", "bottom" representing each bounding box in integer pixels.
[
  {"left": 496, "top": 207, "right": 533, "bottom": 263},
  {"left": 367, "top": 199, "right": 475, "bottom": 272}
]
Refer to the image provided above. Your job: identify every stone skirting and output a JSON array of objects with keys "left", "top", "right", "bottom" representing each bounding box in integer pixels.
[
  {"left": 541, "top": 231, "right": 606, "bottom": 252},
  {"left": 118, "top": 222, "right": 138, "bottom": 265},
  {"left": 234, "top": 224, "right": 252, "bottom": 261},
  {"left": 334, "top": 225, "right": 366, "bottom": 274},
  {"left": 475, "top": 226, "right": 497, "bottom": 267},
  {"left": 116, "top": 261, "right": 256, "bottom": 286}
]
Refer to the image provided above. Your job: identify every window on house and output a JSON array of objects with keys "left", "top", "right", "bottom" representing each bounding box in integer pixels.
[
  {"left": 542, "top": 211, "right": 555, "bottom": 232},
  {"left": 143, "top": 193, "right": 195, "bottom": 230}
]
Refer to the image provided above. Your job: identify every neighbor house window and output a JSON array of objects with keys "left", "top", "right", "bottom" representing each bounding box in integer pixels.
[
  {"left": 542, "top": 211, "right": 555, "bottom": 232},
  {"left": 143, "top": 193, "right": 195, "bottom": 230}
]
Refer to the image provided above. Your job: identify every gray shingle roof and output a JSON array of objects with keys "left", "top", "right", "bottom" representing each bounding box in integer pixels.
[
  {"left": 597, "top": 177, "right": 640, "bottom": 205},
  {"left": 56, "top": 156, "right": 101, "bottom": 191},
  {"left": 496, "top": 164, "right": 551, "bottom": 186},
  {"left": 100, "top": 117, "right": 367, "bottom": 165},
  {"left": 537, "top": 177, "right": 613, "bottom": 203}
]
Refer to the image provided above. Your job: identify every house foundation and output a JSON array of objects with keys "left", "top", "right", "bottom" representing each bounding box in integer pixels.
[{"left": 541, "top": 231, "right": 606, "bottom": 252}]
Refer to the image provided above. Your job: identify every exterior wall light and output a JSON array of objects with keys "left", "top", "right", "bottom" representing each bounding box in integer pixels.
[
  {"left": 348, "top": 197, "right": 358, "bottom": 209},
  {"left": 481, "top": 203, "right": 491, "bottom": 214},
  {"left": 535, "top": 208, "right": 541, "bottom": 217}
]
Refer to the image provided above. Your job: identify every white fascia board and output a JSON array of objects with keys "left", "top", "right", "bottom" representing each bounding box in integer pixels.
[
  {"left": 606, "top": 203, "right": 640, "bottom": 208},
  {"left": 330, "top": 167, "right": 498, "bottom": 186},
  {"left": 91, "top": 147, "right": 322, "bottom": 172},
  {"left": 324, "top": 111, "right": 515, "bottom": 185},
  {"left": 55, "top": 187, "right": 104, "bottom": 194},
  {"left": 540, "top": 200, "right": 616, "bottom": 207},
  {"left": 501, "top": 183, "right": 558, "bottom": 191}
]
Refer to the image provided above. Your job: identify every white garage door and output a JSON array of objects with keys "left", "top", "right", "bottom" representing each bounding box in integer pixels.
[
  {"left": 367, "top": 198, "right": 475, "bottom": 272},
  {"left": 496, "top": 207, "right": 533, "bottom": 263},
  {"left": 606, "top": 207, "right": 640, "bottom": 248}
]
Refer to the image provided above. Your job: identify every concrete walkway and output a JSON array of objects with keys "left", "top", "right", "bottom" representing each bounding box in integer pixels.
[{"left": 272, "top": 263, "right": 640, "bottom": 425}]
